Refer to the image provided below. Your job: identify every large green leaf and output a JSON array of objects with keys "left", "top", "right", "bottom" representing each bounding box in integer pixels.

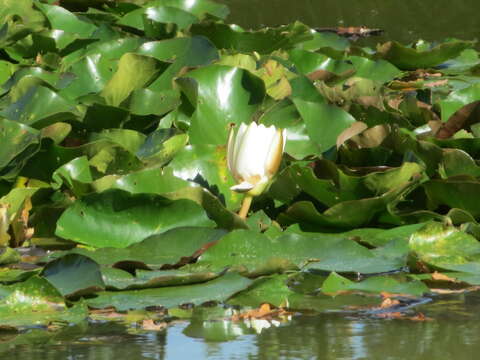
[
  {"left": 278, "top": 181, "right": 412, "bottom": 229},
  {"left": 349, "top": 56, "right": 402, "bottom": 83},
  {"left": 86, "top": 272, "right": 252, "bottom": 311},
  {"left": 377, "top": 39, "right": 473, "bottom": 70},
  {"left": 139, "top": 0, "right": 229, "bottom": 20},
  {"left": 229, "top": 274, "right": 383, "bottom": 312},
  {"left": 177, "top": 65, "right": 264, "bottom": 146},
  {"left": 409, "top": 222, "right": 480, "bottom": 267},
  {"left": 101, "top": 53, "right": 159, "bottom": 106},
  {"left": 322, "top": 272, "right": 428, "bottom": 297},
  {"left": 61, "top": 226, "right": 227, "bottom": 267},
  {"left": 55, "top": 190, "right": 215, "bottom": 248},
  {"left": 259, "top": 100, "right": 319, "bottom": 159},
  {"left": 0, "top": 276, "right": 87, "bottom": 327},
  {"left": 424, "top": 180, "right": 480, "bottom": 218},
  {"left": 118, "top": 5, "right": 199, "bottom": 31},
  {"left": 51, "top": 156, "right": 93, "bottom": 196},
  {"left": 190, "top": 21, "right": 312, "bottom": 53},
  {"left": 41, "top": 254, "right": 105, "bottom": 297},
  {"left": 0, "top": 0, "right": 45, "bottom": 48},
  {"left": 35, "top": 2, "right": 97, "bottom": 37},
  {"left": 0, "top": 85, "right": 76, "bottom": 127},
  {"left": 292, "top": 96, "right": 356, "bottom": 153},
  {"left": 439, "top": 82, "right": 480, "bottom": 122},
  {"left": 102, "top": 267, "right": 220, "bottom": 290},
  {"left": 167, "top": 144, "right": 243, "bottom": 210},
  {"left": 94, "top": 166, "right": 245, "bottom": 229},
  {"left": 137, "top": 36, "right": 218, "bottom": 91},
  {"left": 288, "top": 49, "right": 353, "bottom": 75},
  {"left": 0, "top": 119, "right": 40, "bottom": 179},
  {"left": 196, "top": 230, "right": 404, "bottom": 275}
]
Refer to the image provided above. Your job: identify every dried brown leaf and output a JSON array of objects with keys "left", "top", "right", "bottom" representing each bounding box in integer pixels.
[
  {"left": 434, "top": 101, "right": 480, "bottom": 139},
  {"left": 431, "top": 271, "right": 459, "bottom": 283},
  {"left": 336, "top": 121, "right": 368, "bottom": 148},
  {"left": 379, "top": 297, "right": 401, "bottom": 309},
  {"left": 142, "top": 319, "right": 167, "bottom": 331},
  {"left": 349, "top": 124, "right": 390, "bottom": 148},
  {"left": 231, "top": 303, "right": 293, "bottom": 321}
]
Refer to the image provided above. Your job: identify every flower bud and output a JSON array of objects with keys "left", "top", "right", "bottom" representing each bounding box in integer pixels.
[{"left": 227, "top": 122, "right": 286, "bottom": 197}]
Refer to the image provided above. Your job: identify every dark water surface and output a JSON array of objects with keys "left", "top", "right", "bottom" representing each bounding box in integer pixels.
[
  {"left": 220, "top": 0, "right": 480, "bottom": 45},
  {"left": 4, "top": 292, "right": 480, "bottom": 359}
]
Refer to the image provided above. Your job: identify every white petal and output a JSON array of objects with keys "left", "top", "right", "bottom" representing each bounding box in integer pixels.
[
  {"left": 232, "top": 123, "right": 248, "bottom": 172},
  {"left": 230, "top": 181, "right": 255, "bottom": 192},
  {"left": 227, "top": 126, "right": 235, "bottom": 173},
  {"left": 235, "top": 123, "right": 277, "bottom": 179},
  {"left": 264, "top": 127, "right": 285, "bottom": 176}
]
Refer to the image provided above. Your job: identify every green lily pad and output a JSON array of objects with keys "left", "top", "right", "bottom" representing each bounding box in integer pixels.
[
  {"left": 424, "top": 179, "right": 480, "bottom": 218},
  {"left": 118, "top": 5, "right": 199, "bottom": 31},
  {"left": 60, "top": 226, "right": 227, "bottom": 268},
  {"left": 35, "top": 2, "right": 97, "bottom": 38},
  {"left": 0, "top": 86, "right": 76, "bottom": 127},
  {"left": 86, "top": 272, "right": 252, "bottom": 311},
  {"left": 178, "top": 65, "right": 264, "bottom": 146},
  {"left": 137, "top": 36, "right": 218, "bottom": 91},
  {"left": 0, "top": 119, "right": 40, "bottom": 180},
  {"left": 229, "top": 274, "right": 383, "bottom": 312},
  {"left": 322, "top": 272, "right": 428, "bottom": 297},
  {"left": 55, "top": 190, "right": 215, "bottom": 248},
  {"left": 409, "top": 222, "right": 480, "bottom": 267},
  {"left": 191, "top": 21, "right": 312, "bottom": 54},
  {"left": 51, "top": 156, "right": 93, "bottom": 196},
  {"left": 377, "top": 39, "right": 473, "bottom": 70},
  {"left": 167, "top": 144, "right": 243, "bottom": 210},
  {"left": 439, "top": 82, "right": 480, "bottom": 122},
  {"left": 101, "top": 53, "right": 159, "bottom": 107},
  {"left": 196, "top": 230, "right": 404, "bottom": 275},
  {"left": 102, "top": 267, "right": 220, "bottom": 290},
  {"left": 292, "top": 96, "right": 356, "bottom": 153},
  {"left": 0, "top": 276, "right": 88, "bottom": 327},
  {"left": 41, "top": 254, "right": 105, "bottom": 297}
]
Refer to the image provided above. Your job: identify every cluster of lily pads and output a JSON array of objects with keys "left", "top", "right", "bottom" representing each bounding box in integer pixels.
[{"left": 2, "top": 0, "right": 480, "bottom": 337}]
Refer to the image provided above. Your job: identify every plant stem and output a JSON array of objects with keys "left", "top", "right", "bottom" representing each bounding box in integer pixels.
[{"left": 238, "top": 195, "right": 253, "bottom": 219}]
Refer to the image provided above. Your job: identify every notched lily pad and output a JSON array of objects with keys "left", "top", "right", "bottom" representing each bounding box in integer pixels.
[
  {"left": 86, "top": 272, "right": 252, "bottom": 311},
  {"left": 41, "top": 254, "right": 105, "bottom": 297}
]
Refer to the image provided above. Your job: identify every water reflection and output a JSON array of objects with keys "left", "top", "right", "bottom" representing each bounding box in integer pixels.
[{"left": 4, "top": 292, "right": 480, "bottom": 359}]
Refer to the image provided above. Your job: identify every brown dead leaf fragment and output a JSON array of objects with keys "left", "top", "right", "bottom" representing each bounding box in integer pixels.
[
  {"left": 431, "top": 272, "right": 459, "bottom": 283},
  {"left": 349, "top": 124, "right": 390, "bottom": 149},
  {"left": 142, "top": 319, "right": 167, "bottom": 331},
  {"left": 375, "top": 311, "right": 403, "bottom": 319},
  {"left": 430, "top": 286, "right": 480, "bottom": 295},
  {"left": 424, "top": 79, "right": 448, "bottom": 88},
  {"left": 379, "top": 297, "right": 401, "bottom": 309},
  {"left": 374, "top": 311, "right": 433, "bottom": 321},
  {"left": 336, "top": 121, "right": 368, "bottom": 149},
  {"left": 434, "top": 101, "right": 480, "bottom": 139},
  {"left": 314, "top": 26, "right": 383, "bottom": 39},
  {"left": 231, "top": 303, "right": 293, "bottom": 321},
  {"left": 408, "top": 312, "right": 433, "bottom": 322},
  {"left": 89, "top": 308, "right": 125, "bottom": 319}
]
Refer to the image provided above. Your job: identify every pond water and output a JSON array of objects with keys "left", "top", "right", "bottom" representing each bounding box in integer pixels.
[
  {"left": 220, "top": 0, "right": 480, "bottom": 45},
  {"left": 4, "top": 291, "right": 480, "bottom": 359}
]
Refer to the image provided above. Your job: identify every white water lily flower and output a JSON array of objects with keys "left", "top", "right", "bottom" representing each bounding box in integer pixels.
[{"left": 227, "top": 122, "right": 286, "bottom": 196}]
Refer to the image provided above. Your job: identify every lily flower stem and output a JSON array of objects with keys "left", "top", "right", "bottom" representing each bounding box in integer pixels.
[{"left": 238, "top": 195, "right": 253, "bottom": 219}]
